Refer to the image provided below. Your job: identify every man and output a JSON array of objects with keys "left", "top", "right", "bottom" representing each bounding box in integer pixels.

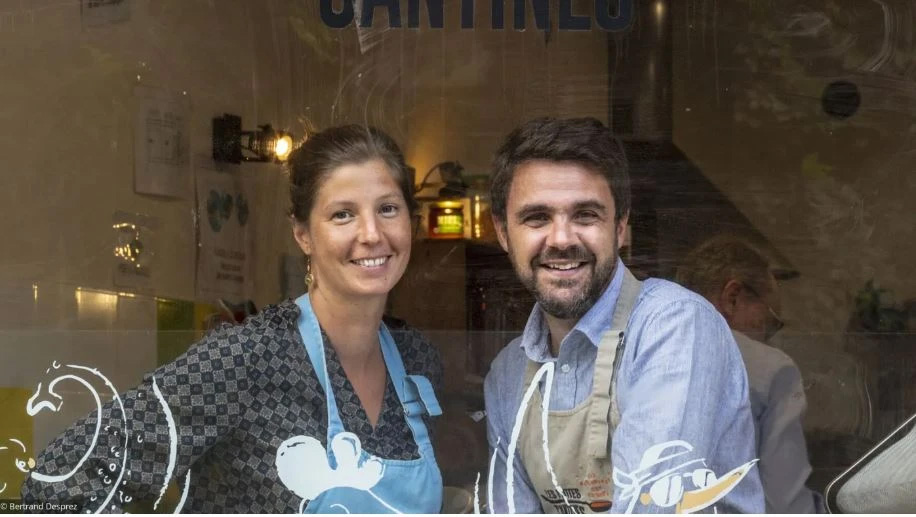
[
  {"left": 484, "top": 117, "right": 764, "bottom": 514},
  {"left": 676, "top": 235, "right": 821, "bottom": 513}
]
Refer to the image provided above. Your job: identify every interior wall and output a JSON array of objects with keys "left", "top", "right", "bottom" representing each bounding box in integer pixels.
[
  {"left": 0, "top": 0, "right": 291, "bottom": 310},
  {"left": 401, "top": 0, "right": 609, "bottom": 177},
  {"left": 671, "top": 0, "right": 916, "bottom": 335}
]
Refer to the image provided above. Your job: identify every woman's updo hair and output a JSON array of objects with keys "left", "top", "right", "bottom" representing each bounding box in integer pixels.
[{"left": 288, "top": 125, "right": 417, "bottom": 224}]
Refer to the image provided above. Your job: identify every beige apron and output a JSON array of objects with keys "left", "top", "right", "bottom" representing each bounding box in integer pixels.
[{"left": 517, "top": 268, "right": 642, "bottom": 513}]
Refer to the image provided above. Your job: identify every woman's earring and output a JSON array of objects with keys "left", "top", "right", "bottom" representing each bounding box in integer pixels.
[{"left": 304, "top": 257, "right": 315, "bottom": 289}]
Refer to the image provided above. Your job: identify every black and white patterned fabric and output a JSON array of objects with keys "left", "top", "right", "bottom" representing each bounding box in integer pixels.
[{"left": 20, "top": 300, "right": 443, "bottom": 513}]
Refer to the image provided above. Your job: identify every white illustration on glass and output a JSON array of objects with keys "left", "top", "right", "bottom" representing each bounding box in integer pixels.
[
  {"left": 27, "top": 362, "right": 130, "bottom": 513},
  {"left": 275, "top": 431, "right": 401, "bottom": 513},
  {"left": 20, "top": 362, "right": 190, "bottom": 514},
  {"left": 473, "top": 362, "right": 566, "bottom": 514},
  {"left": 0, "top": 438, "right": 35, "bottom": 494},
  {"left": 473, "top": 471, "right": 482, "bottom": 514},
  {"left": 504, "top": 361, "right": 567, "bottom": 513},
  {"left": 150, "top": 375, "right": 191, "bottom": 513},
  {"left": 612, "top": 440, "right": 758, "bottom": 514}
]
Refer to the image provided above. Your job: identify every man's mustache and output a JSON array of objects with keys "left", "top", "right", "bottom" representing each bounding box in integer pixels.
[{"left": 531, "top": 246, "right": 594, "bottom": 267}]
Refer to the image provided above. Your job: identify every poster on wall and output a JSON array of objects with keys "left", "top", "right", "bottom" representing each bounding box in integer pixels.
[
  {"left": 195, "top": 160, "right": 254, "bottom": 302},
  {"left": 81, "top": 0, "right": 131, "bottom": 28},
  {"left": 133, "top": 85, "right": 191, "bottom": 198}
]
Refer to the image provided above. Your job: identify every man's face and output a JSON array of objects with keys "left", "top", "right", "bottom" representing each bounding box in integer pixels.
[
  {"left": 495, "top": 160, "right": 628, "bottom": 320},
  {"left": 732, "top": 274, "right": 783, "bottom": 343}
]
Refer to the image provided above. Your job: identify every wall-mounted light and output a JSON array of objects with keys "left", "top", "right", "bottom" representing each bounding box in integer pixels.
[{"left": 212, "top": 113, "right": 294, "bottom": 164}]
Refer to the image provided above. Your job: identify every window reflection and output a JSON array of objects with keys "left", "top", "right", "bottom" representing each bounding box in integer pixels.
[{"left": 0, "top": 0, "right": 913, "bottom": 512}]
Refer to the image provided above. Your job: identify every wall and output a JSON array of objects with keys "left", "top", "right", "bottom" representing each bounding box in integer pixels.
[
  {"left": 672, "top": 0, "right": 916, "bottom": 335},
  {"left": 0, "top": 0, "right": 294, "bottom": 309},
  {"left": 400, "top": 0, "right": 609, "bottom": 176}
]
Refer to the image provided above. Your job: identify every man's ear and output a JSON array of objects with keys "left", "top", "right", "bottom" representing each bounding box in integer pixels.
[
  {"left": 292, "top": 222, "right": 312, "bottom": 256},
  {"left": 493, "top": 216, "right": 509, "bottom": 253},
  {"left": 719, "top": 279, "right": 743, "bottom": 319}
]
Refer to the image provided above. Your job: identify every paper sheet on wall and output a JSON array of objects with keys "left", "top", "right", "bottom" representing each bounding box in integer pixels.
[
  {"left": 133, "top": 85, "right": 191, "bottom": 198},
  {"left": 195, "top": 162, "right": 254, "bottom": 302}
]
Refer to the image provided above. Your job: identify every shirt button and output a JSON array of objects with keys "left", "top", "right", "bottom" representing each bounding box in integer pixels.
[{"left": 561, "top": 363, "right": 571, "bottom": 374}]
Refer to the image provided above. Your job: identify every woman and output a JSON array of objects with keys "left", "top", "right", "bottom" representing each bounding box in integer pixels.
[{"left": 20, "top": 125, "right": 444, "bottom": 513}]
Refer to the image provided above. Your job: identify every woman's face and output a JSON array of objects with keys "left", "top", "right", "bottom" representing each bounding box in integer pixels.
[{"left": 294, "top": 159, "right": 412, "bottom": 301}]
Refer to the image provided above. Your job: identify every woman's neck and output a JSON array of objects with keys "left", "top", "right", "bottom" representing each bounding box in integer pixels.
[{"left": 308, "top": 287, "right": 387, "bottom": 364}]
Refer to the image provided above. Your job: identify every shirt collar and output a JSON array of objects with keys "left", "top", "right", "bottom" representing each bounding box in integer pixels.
[{"left": 518, "top": 258, "right": 626, "bottom": 361}]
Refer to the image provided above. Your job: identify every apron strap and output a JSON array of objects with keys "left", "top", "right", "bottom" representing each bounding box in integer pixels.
[
  {"left": 294, "top": 294, "right": 347, "bottom": 437},
  {"left": 379, "top": 324, "right": 440, "bottom": 451},
  {"left": 587, "top": 267, "right": 642, "bottom": 459}
]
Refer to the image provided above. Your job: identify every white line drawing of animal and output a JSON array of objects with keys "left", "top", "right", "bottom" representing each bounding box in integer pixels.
[
  {"left": 612, "top": 440, "right": 759, "bottom": 514},
  {"left": 26, "top": 362, "right": 130, "bottom": 513},
  {"left": 0, "top": 438, "right": 35, "bottom": 495},
  {"left": 25, "top": 363, "right": 191, "bottom": 514},
  {"left": 275, "top": 431, "right": 402, "bottom": 513}
]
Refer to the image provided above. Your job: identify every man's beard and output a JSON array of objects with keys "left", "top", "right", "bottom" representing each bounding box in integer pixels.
[{"left": 512, "top": 243, "right": 618, "bottom": 320}]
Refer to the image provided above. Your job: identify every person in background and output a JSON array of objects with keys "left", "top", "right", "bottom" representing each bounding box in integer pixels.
[
  {"left": 21, "top": 125, "right": 443, "bottom": 513},
  {"left": 677, "top": 234, "right": 822, "bottom": 513},
  {"left": 484, "top": 117, "right": 763, "bottom": 514}
]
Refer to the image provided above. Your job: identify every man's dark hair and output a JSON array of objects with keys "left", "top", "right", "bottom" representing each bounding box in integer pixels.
[{"left": 489, "top": 117, "right": 630, "bottom": 224}]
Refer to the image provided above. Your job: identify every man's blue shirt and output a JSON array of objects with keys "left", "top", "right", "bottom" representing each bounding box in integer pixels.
[{"left": 484, "top": 259, "right": 765, "bottom": 513}]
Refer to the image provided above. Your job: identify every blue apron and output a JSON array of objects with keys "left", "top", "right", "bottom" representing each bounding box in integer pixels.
[{"left": 290, "top": 294, "right": 443, "bottom": 514}]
